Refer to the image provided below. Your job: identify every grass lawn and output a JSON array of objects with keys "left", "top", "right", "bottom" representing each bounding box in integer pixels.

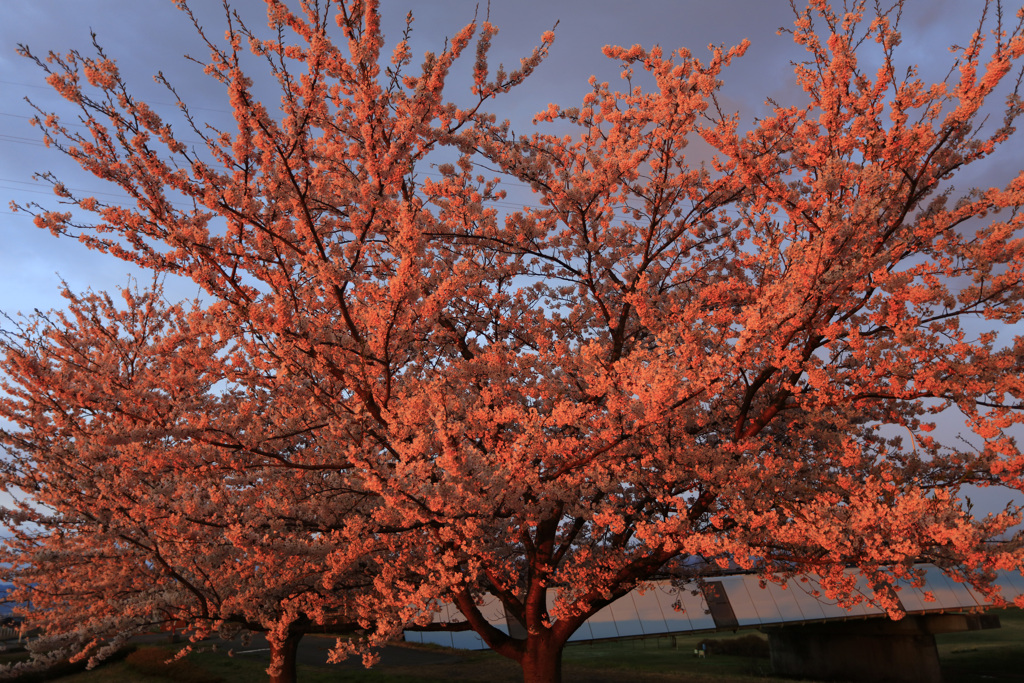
[
  {"left": 20, "top": 630, "right": 794, "bottom": 683},
  {"left": 8, "top": 609, "right": 1021, "bottom": 682},
  {"left": 936, "top": 607, "right": 1024, "bottom": 683}
]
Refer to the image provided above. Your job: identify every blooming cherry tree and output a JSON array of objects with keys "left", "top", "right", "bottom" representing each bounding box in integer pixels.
[{"left": 4, "top": 1, "right": 1024, "bottom": 681}]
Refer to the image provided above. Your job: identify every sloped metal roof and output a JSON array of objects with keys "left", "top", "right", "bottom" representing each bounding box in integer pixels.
[{"left": 404, "top": 564, "right": 1024, "bottom": 650}]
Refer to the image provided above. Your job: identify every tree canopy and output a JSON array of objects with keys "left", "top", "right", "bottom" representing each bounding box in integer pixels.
[{"left": 3, "top": 1, "right": 1024, "bottom": 682}]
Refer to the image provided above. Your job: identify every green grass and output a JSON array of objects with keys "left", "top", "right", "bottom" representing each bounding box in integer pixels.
[
  {"left": 35, "top": 633, "right": 790, "bottom": 683},
  {"left": 562, "top": 632, "right": 777, "bottom": 681},
  {"left": 17, "top": 609, "right": 1024, "bottom": 682},
  {"left": 937, "top": 607, "right": 1024, "bottom": 683},
  {"left": 29, "top": 634, "right": 785, "bottom": 683}
]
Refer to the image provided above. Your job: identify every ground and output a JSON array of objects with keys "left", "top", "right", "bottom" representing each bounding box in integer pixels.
[{"left": 1, "top": 608, "right": 1021, "bottom": 682}]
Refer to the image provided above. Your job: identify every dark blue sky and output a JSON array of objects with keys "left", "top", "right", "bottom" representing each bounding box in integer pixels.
[{"left": 0, "top": 0, "right": 986, "bottom": 311}]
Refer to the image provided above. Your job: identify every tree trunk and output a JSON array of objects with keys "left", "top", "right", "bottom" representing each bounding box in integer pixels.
[
  {"left": 268, "top": 632, "right": 301, "bottom": 683},
  {"left": 520, "top": 635, "right": 563, "bottom": 683}
]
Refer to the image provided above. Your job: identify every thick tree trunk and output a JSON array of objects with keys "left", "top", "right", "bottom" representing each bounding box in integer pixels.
[
  {"left": 268, "top": 632, "right": 301, "bottom": 683},
  {"left": 520, "top": 635, "right": 563, "bottom": 683}
]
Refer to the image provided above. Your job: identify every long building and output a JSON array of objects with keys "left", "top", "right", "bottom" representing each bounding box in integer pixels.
[{"left": 405, "top": 565, "right": 1024, "bottom": 682}]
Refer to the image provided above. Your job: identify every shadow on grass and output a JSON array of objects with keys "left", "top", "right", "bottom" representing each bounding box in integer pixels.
[
  {"left": 26, "top": 608, "right": 1024, "bottom": 683},
  {"left": 938, "top": 607, "right": 1024, "bottom": 683}
]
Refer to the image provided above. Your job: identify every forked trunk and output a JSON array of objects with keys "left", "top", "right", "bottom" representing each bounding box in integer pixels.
[
  {"left": 268, "top": 632, "right": 301, "bottom": 683},
  {"left": 520, "top": 635, "right": 563, "bottom": 683}
]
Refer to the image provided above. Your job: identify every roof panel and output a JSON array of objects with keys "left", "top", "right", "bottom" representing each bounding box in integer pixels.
[
  {"left": 995, "top": 570, "right": 1024, "bottom": 602},
  {"left": 629, "top": 588, "right": 670, "bottom": 634},
  {"left": 442, "top": 601, "right": 466, "bottom": 624},
  {"left": 608, "top": 593, "right": 645, "bottom": 637},
  {"left": 920, "top": 567, "right": 974, "bottom": 610},
  {"left": 942, "top": 574, "right": 988, "bottom": 610},
  {"left": 676, "top": 584, "right": 716, "bottom": 631},
  {"left": 741, "top": 576, "right": 786, "bottom": 624},
  {"left": 798, "top": 576, "right": 854, "bottom": 620},
  {"left": 419, "top": 631, "right": 454, "bottom": 648},
  {"left": 647, "top": 583, "right": 697, "bottom": 633},
  {"left": 894, "top": 577, "right": 929, "bottom": 614},
  {"left": 787, "top": 578, "right": 829, "bottom": 621},
  {"left": 847, "top": 573, "right": 887, "bottom": 617},
  {"left": 450, "top": 631, "right": 486, "bottom": 650},
  {"left": 587, "top": 604, "right": 621, "bottom": 639},
  {"left": 960, "top": 579, "right": 992, "bottom": 607},
  {"left": 762, "top": 580, "right": 807, "bottom": 621},
  {"left": 567, "top": 620, "right": 595, "bottom": 642},
  {"left": 475, "top": 594, "right": 508, "bottom": 627},
  {"left": 717, "top": 576, "right": 761, "bottom": 627}
]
